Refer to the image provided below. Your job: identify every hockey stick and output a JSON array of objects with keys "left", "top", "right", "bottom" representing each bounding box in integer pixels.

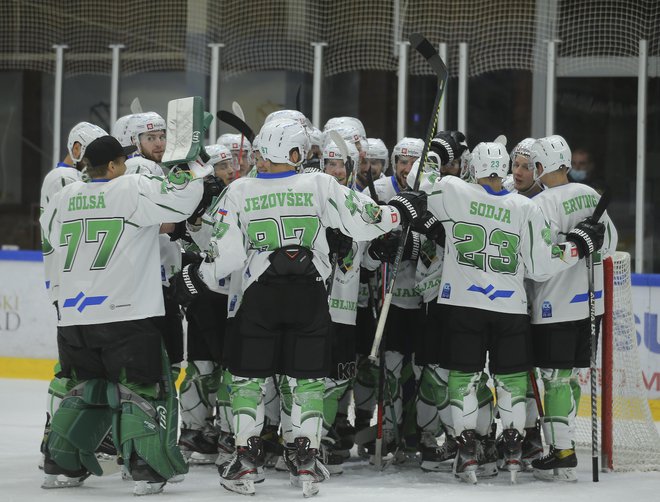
[
  {"left": 295, "top": 84, "right": 302, "bottom": 113},
  {"left": 528, "top": 369, "right": 544, "bottom": 417},
  {"left": 216, "top": 110, "right": 256, "bottom": 143},
  {"left": 369, "top": 33, "right": 448, "bottom": 361},
  {"left": 232, "top": 101, "right": 247, "bottom": 175},
  {"left": 130, "top": 97, "right": 143, "bottom": 114},
  {"left": 587, "top": 188, "right": 611, "bottom": 483}
]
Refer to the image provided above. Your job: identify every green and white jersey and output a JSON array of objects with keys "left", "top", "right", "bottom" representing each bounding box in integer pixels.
[
  {"left": 415, "top": 236, "right": 444, "bottom": 303},
  {"left": 420, "top": 175, "right": 580, "bottom": 314},
  {"left": 198, "top": 171, "right": 400, "bottom": 295},
  {"left": 40, "top": 171, "right": 203, "bottom": 326},
  {"left": 40, "top": 163, "right": 83, "bottom": 301},
  {"left": 529, "top": 183, "right": 618, "bottom": 324},
  {"left": 328, "top": 241, "right": 365, "bottom": 325},
  {"left": 362, "top": 175, "right": 422, "bottom": 309}
]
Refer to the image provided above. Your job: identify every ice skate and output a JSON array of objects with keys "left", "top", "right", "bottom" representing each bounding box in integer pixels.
[
  {"left": 532, "top": 446, "right": 578, "bottom": 482},
  {"left": 295, "top": 437, "right": 330, "bottom": 498},
  {"left": 333, "top": 414, "right": 356, "bottom": 458},
  {"left": 215, "top": 429, "right": 236, "bottom": 466},
  {"left": 261, "top": 424, "right": 283, "bottom": 468},
  {"left": 133, "top": 480, "right": 166, "bottom": 496},
  {"left": 179, "top": 427, "right": 218, "bottom": 464},
  {"left": 453, "top": 430, "right": 478, "bottom": 484},
  {"left": 500, "top": 429, "right": 523, "bottom": 483},
  {"left": 320, "top": 435, "right": 345, "bottom": 475},
  {"left": 219, "top": 437, "right": 265, "bottom": 496},
  {"left": 41, "top": 455, "right": 89, "bottom": 489},
  {"left": 418, "top": 430, "right": 445, "bottom": 472},
  {"left": 476, "top": 430, "right": 498, "bottom": 478},
  {"left": 521, "top": 422, "right": 543, "bottom": 471}
]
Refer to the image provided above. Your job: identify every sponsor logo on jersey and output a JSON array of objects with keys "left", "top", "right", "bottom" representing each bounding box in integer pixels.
[
  {"left": 243, "top": 192, "right": 314, "bottom": 212},
  {"left": 469, "top": 201, "right": 511, "bottom": 223},
  {"left": 467, "top": 284, "right": 514, "bottom": 301},
  {"left": 329, "top": 298, "right": 357, "bottom": 312},
  {"left": 542, "top": 300, "right": 553, "bottom": 318},
  {"left": 391, "top": 211, "right": 398, "bottom": 224},
  {"left": 62, "top": 291, "right": 108, "bottom": 312},
  {"left": 441, "top": 283, "right": 451, "bottom": 299},
  {"left": 229, "top": 295, "right": 238, "bottom": 312}
]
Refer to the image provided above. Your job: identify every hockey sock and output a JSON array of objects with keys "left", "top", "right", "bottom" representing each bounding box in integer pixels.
[
  {"left": 476, "top": 372, "right": 495, "bottom": 436},
  {"left": 263, "top": 376, "right": 281, "bottom": 428},
  {"left": 416, "top": 365, "right": 442, "bottom": 434},
  {"left": 384, "top": 351, "right": 404, "bottom": 431},
  {"left": 353, "top": 355, "right": 378, "bottom": 416},
  {"left": 277, "top": 375, "right": 294, "bottom": 444},
  {"left": 337, "top": 386, "right": 352, "bottom": 417},
  {"left": 288, "top": 377, "right": 324, "bottom": 449},
  {"left": 230, "top": 376, "right": 265, "bottom": 447},
  {"left": 428, "top": 365, "right": 454, "bottom": 436},
  {"left": 570, "top": 371, "right": 582, "bottom": 414},
  {"left": 494, "top": 371, "right": 527, "bottom": 433},
  {"left": 217, "top": 369, "right": 234, "bottom": 433},
  {"left": 179, "top": 361, "right": 219, "bottom": 430},
  {"left": 448, "top": 371, "right": 481, "bottom": 434},
  {"left": 525, "top": 369, "right": 540, "bottom": 428},
  {"left": 322, "top": 377, "right": 350, "bottom": 435},
  {"left": 540, "top": 368, "right": 576, "bottom": 450}
]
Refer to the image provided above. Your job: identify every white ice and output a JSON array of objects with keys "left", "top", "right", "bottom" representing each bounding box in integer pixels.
[{"left": 1, "top": 378, "right": 659, "bottom": 502}]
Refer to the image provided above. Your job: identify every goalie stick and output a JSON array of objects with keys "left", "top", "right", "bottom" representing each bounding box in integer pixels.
[
  {"left": 216, "top": 110, "right": 256, "bottom": 143},
  {"left": 587, "top": 188, "right": 611, "bottom": 482},
  {"left": 369, "top": 33, "right": 449, "bottom": 361}
]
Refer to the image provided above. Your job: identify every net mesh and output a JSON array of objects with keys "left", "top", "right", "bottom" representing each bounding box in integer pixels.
[
  {"left": 1, "top": 0, "right": 658, "bottom": 77},
  {"left": 574, "top": 252, "right": 660, "bottom": 471}
]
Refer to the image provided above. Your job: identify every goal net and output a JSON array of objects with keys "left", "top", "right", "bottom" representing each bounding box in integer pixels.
[{"left": 574, "top": 252, "right": 660, "bottom": 471}]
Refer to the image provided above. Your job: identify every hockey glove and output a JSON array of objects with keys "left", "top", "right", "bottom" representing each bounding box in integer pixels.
[
  {"left": 169, "top": 263, "right": 209, "bottom": 308},
  {"left": 359, "top": 266, "right": 375, "bottom": 283},
  {"left": 302, "top": 157, "right": 323, "bottom": 174},
  {"left": 430, "top": 131, "right": 468, "bottom": 166},
  {"left": 412, "top": 211, "right": 446, "bottom": 247},
  {"left": 388, "top": 190, "right": 427, "bottom": 226},
  {"left": 566, "top": 217, "right": 605, "bottom": 259},
  {"left": 168, "top": 221, "right": 194, "bottom": 243},
  {"left": 326, "top": 228, "right": 354, "bottom": 261},
  {"left": 403, "top": 231, "right": 421, "bottom": 261},
  {"left": 187, "top": 176, "right": 225, "bottom": 224},
  {"left": 368, "top": 233, "right": 400, "bottom": 263}
]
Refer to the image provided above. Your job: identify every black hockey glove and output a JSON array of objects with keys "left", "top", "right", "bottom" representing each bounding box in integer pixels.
[
  {"left": 402, "top": 231, "right": 421, "bottom": 261},
  {"left": 388, "top": 190, "right": 427, "bottom": 226},
  {"left": 359, "top": 266, "right": 375, "bottom": 283},
  {"left": 169, "top": 263, "right": 209, "bottom": 308},
  {"left": 168, "top": 221, "right": 193, "bottom": 243},
  {"left": 186, "top": 176, "right": 225, "bottom": 224},
  {"left": 302, "top": 157, "right": 322, "bottom": 174},
  {"left": 326, "top": 228, "right": 353, "bottom": 261},
  {"left": 566, "top": 217, "right": 605, "bottom": 259},
  {"left": 412, "top": 211, "right": 446, "bottom": 247},
  {"left": 181, "top": 249, "right": 204, "bottom": 268},
  {"left": 368, "top": 233, "right": 400, "bottom": 263},
  {"left": 430, "top": 131, "right": 468, "bottom": 166}
]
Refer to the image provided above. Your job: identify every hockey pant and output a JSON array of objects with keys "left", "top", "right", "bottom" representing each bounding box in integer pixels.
[
  {"left": 449, "top": 371, "right": 505, "bottom": 436},
  {"left": 540, "top": 368, "right": 579, "bottom": 450},
  {"left": 179, "top": 360, "right": 222, "bottom": 431},
  {"left": 416, "top": 365, "right": 453, "bottom": 436},
  {"left": 274, "top": 375, "right": 324, "bottom": 448}
]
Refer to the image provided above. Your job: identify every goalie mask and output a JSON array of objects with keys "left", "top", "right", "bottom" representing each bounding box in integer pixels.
[
  {"left": 469, "top": 142, "right": 509, "bottom": 180},
  {"left": 531, "top": 135, "right": 572, "bottom": 181},
  {"left": 391, "top": 137, "right": 424, "bottom": 168},
  {"left": 67, "top": 122, "right": 107, "bottom": 164},
  {"left": 127, "top": 112, "right": 166, "bottom": 154},
  {"left": 258, "top": 118, "right": 309, "bottom": 167}
]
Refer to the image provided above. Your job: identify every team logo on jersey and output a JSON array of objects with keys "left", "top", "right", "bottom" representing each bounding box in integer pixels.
[
  {"left": 467, "top": 284, "right": 514, "bottom": 301},
  {"left": 62, "top": 291, "right": 108, "bottom": 312},
  {"left": 542, "top": 301, "right": 553, "bottom": 318},
  {"left": 441, "top": 283, "right": 451, "bottom": 299}
]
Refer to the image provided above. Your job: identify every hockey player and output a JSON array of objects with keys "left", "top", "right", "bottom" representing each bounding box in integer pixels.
[
  {"left": 39, "top": 121, "right": 107, "bottom": 468},
  {"left": 127, "top": 112, "right": 166, "bottom": 164},
  {"left": 507, "top": 137, "right": 543, "bottom": 198},
  {"left": 354, "top": 138, "right": 388, "bottom": 191},
  {"left": 527, "top": 135, "right": 617, "bottom": 481},
  {"left": 169, "top": 118, "right": 426, "bottom": 496},
  {"left": 217, "top": 133, "right": 252, "bottom": 177},
  {"left": 420, "top": 138, "right": 605, "bottom": 484},
  {"left": 40, "top": 135, "right": 207, "bottom": 495}
]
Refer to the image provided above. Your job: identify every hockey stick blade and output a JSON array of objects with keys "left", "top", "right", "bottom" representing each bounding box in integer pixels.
[
  {"left": 231, "top": 101, "right": 245, "bottom": 121},
  {"left": 327, "top": 130, "right": 349, "bottom": 159},
  {"left": 409, "top": 33, "right": 448, "bottom": 82},
  {"left": 216, "top": 110, "right": 255, "bottom": 143},
  {"left": 130, "top": 97, "right": 143, "bottom": 114},
  {"left": 591, "top": 188, "right": 611, "bottom": 222}
]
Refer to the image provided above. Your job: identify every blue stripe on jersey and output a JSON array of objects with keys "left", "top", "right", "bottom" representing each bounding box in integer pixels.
[
  {"left": 390, "top": 176, "right": 401, "bottom": 194},
  {"left": 570, "top": 290, "right": 603, "bottom": 303},
  {"left": 0, "top": 250, "right": 43, "bottom": 262},
  {"left": 256, "top": 171, "right": 297, "bottom": 179},
  {"left": 482, "top": 184, "right": 509, "bottom": 196},
  {"left": 90, "top": 178, "right": 110, "bottom": 183}
]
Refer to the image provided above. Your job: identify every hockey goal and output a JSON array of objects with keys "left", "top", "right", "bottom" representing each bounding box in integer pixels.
[{"left": 574, "top": 252, "right": 660, "bottom": 471}]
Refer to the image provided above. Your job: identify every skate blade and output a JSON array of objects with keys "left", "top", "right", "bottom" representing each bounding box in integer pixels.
[
  {"left": 290, "top": 473, "right": 301, "bottom": 487},
  {"left": 169, "top": 473, "right": 185, "bottom": 483},
  {"left": 41, "top": 474, "right": 85, "bottom": 489},
  {"left": 221, "top": 478, "right": 255, "bottom": 495},
  {"left": 457, "top": 470, "right": 478, "bottom": 485},
  {"left": 510, "top": 470, "right": 519, "bottom": 484},
  {"left": 533, "top": 467, "right": 577, "bottom": 482},
  {"left": 420, "top": 460, "right": 451, "bottom": 472},
  {"left": 302, "top": 480, "right": 319, "bottom": 498},
  {"left": 325, "top": 464, "right": 343, "bottom": 475},
  {"left": 133, "top": 480, "right": 165, "bottom": 496},
  {"left": 477, "top": 461, "right": 498, "bottom": 478}
]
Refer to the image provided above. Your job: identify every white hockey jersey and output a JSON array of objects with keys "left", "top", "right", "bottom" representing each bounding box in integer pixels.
[
  {"left": 415, "top": 236, "right": 445, "bottom": 303},
  {"left": 528, "top": 183, "right": 618, "bottom": 324},
  {"left": 420, "top": 176, "right": 580, "bottom": 314},
  {"left": 40, "top": 172, "right": 203, "bottom": 326},
  {"left": 328, "top": 241, "right": 365, "bottom": 325},
  {"left": 362, "top": 175, "right": 421, "bottom": 309},
  {"left": 198, "top": 171, "right": 401, "bottom": 294},
  {"left": 40, "top": 163, "right": 82, "bottom": 301}
]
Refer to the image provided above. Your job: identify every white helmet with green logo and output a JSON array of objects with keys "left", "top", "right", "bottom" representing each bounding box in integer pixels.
[
  {"left": 469, "top": 142, "right": 509, "bottom": 179},
  {"left": 531, "top": 135, "right": 571, "bottom": 181}
]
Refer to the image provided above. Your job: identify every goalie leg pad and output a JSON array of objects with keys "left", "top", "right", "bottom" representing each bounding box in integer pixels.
[{"left": 48, "top": 379, "right": 112, "bottom": 477}]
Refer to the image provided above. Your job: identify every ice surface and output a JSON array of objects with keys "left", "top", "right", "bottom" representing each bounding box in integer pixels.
[{"left": 1, "top": 378, "right": 658, "bottom": 502}]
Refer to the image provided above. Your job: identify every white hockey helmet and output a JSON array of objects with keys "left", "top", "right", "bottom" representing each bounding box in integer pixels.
[
  {"left": 469, "top": 142, "right": 509, "bottom": 179},
  {"left": 366, "top": 138, "right": 389, "bottom": 170},
  {"left": 321, "top": 140, "right": 358, "bottom": 168},
  {"left": 111, "top": 115, "right": 133, "bottom": 147},
  {"left": 323, "top": 116, "right": 367, "bottom": 139},
  {"left": 510, "top": 137, "right": 536, "bottom": 166},
  {"left": 325, "top": 124, "right": 366, "bottom": 153},
  {"left": 205, "top": 144, "right": 233, "bottom": 166},
  {"left": 531, "top": 135, "right": 572, "bottom": 180},
  {"left": 391, "top": 137, "right": 424, "bottom": 167},
  {"left": 258, "top": 118, "right": 309, "bottom": 167},
  {"left": 264, "top": 109, "right": 311, "bottom": 128},
  {"left": 67, "top": 122, "right": 107, "bottom": 163},
  {"left": 216, "top": 133, "right": 252, "bottom": 153},
  {"left": 307, "top": 126, "right": 324, "bottom": 148},
  {"left": 127, "top": 112, "right": 166, "bottom": 153}
]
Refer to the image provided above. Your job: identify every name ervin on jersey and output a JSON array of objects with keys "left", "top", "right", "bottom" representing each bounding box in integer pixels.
[
  {"left": 244, "top": 192, "right": 314, "bottom": 212},
  {"left": 68, "top": 192, "right": 106, "bottom": 211},
  {"left": 469, "top": 201, "right": 511, "bottom": 223},
  {"left": 562, "top": 194, "right": 598, "bottom": 215}
]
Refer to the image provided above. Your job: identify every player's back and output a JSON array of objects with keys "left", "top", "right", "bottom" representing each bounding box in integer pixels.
[{"left": 40, "top": 165, "right": 81, "bottom": 209}]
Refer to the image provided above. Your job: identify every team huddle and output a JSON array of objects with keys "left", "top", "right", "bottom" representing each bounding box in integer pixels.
[{"left": 37, "top": 102, "right": 616, "bottom": 497}]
